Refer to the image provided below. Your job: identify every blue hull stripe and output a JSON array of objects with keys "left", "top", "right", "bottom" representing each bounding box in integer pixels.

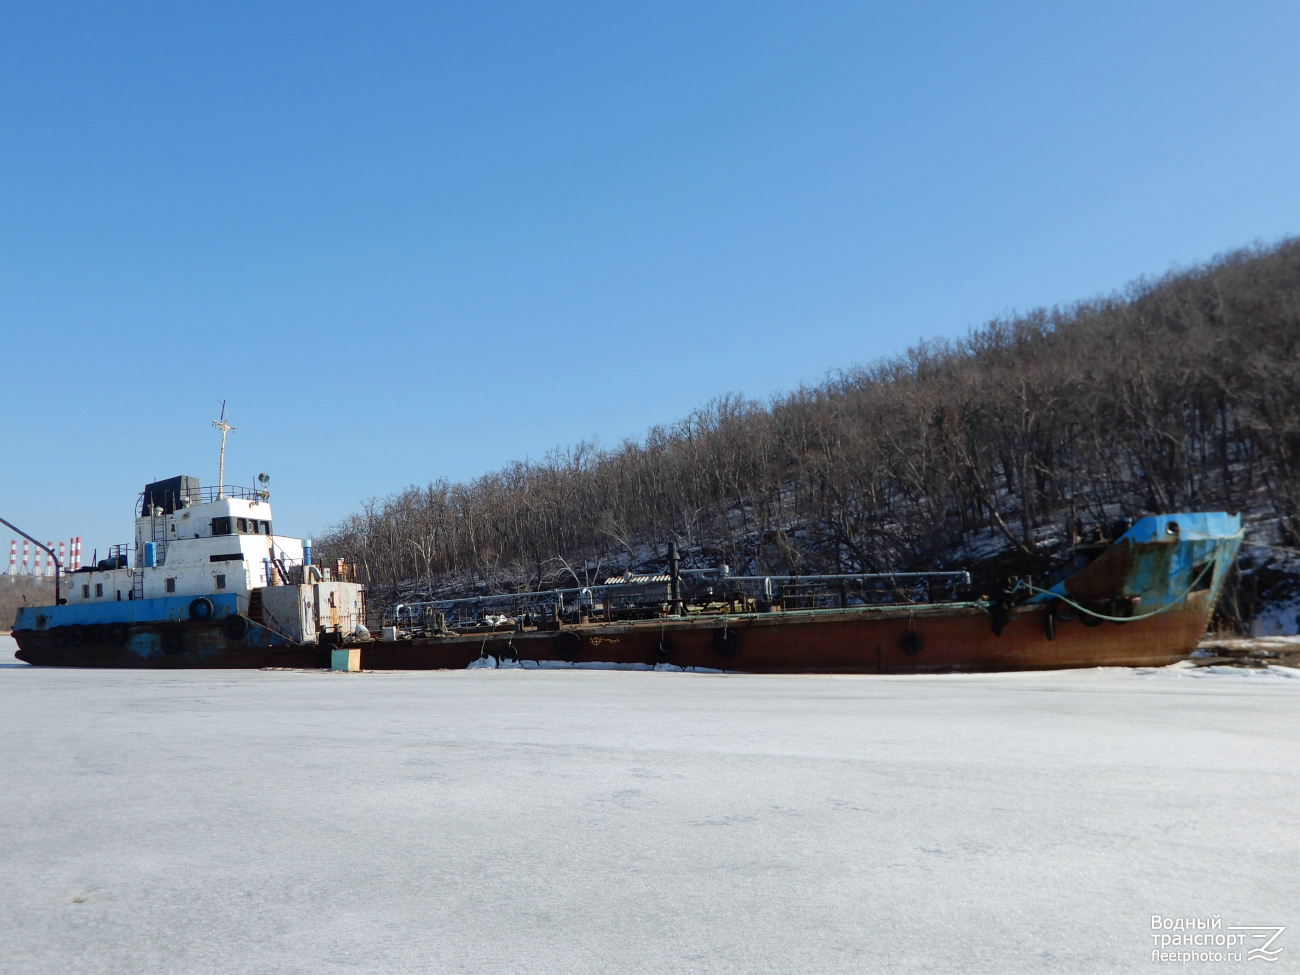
[{"left": 15, "top": 593, "right": 245, "bottom": 629}]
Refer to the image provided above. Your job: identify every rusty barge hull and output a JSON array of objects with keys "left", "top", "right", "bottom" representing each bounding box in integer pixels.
[
  {"left": 11, "top": 598, "right": 1209, "bottom": 672},
  {"left": 12, "top": 597, "right": 1208, "bottom": 672},
  {"left": 358, "top": 596, "right": 1216, "bottom": 673},
  {"left": 360, "top": 510, "right": 1242, "bottom": 674}
]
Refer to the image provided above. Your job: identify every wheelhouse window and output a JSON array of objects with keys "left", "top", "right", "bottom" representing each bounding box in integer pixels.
[
  {"left": 211, "top": 517, "right": 232, "bottom": 536},
  {"left": 82, "top": 584, "right": 89, "bottom": 599},
  {"left": 95, "top": 583, "right": 103, "bottom": 597},
  {"left": 237, "top": 517, "right": 248, "bottom": 532}
]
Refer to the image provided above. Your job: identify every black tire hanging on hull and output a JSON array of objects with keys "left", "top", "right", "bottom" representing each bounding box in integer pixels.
[
  {"left": 222, "top": 615, "right": 249, "bottom": 641},
  {"left": 556, "top": 630, "right": 581, "bottom": 661},
  {"left": 713, "top": 627, "right": 740, "bottom": 659}
]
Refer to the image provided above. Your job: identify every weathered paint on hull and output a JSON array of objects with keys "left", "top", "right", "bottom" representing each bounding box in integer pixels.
[
  {"left": 12, "top": 598, "right": 1208, "bottom": 672},
  {"left": 12, "top": 622, "right": 327, "bottom": 669},
  {"left": 358, "top": 511, "right": 1239, "bottom": 674},
  {"left": 359, "top": 595, "right": 1215, "bottom": 673},
  {"left": 12, "top": 512, "right": 1240, "bottom": 672}
]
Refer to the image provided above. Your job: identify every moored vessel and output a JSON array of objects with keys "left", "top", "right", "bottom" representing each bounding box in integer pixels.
[
  {"left": 12, "top": 473, "right": 365, "bottom": 668},
  {"left": 363, "top": 512, "right": 1243, "bottom": 673},
  {"left": 11, "top": 474, "right": 1241, "bottom": 673}
]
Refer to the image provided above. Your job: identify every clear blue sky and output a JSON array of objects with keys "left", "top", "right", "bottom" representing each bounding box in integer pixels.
[{"left": 3, "top": 1, "right": 1299, "bottom": 558}]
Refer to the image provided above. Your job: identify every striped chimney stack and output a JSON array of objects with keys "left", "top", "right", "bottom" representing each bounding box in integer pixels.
[{"left": 3, "top": 537, "right": 83, "bottom": 575}]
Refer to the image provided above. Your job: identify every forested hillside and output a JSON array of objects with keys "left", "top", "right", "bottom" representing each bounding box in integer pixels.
[
  {"left": 1, "top": 576, "right": 54, "bottom": 632},
  {"left": 319, "top": 240, "right": 1300, "bottom": 630}
]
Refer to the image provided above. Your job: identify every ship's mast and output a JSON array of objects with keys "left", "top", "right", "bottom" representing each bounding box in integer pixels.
[{"left": 211, "top": 401, "right": 236, "bottom": 499}]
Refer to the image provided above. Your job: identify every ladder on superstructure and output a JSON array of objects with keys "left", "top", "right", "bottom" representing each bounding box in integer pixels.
[
  {"left": 150, "top": 512, "right": 169, "bottom": 567},
  {"left": 134, "top": 510, "right": 169, "bottom": 603}
]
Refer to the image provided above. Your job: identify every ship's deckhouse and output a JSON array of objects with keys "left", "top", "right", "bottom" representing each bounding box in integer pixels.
[{"left": 72, "top": 476, "right": 307, "bottom": 604}]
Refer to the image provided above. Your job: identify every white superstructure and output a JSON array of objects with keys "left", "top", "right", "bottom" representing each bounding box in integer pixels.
[
  {"left": 72, "top": 489, "right": 306, "bottom": 604},
  {"left": 65, "top": 475, "right": 365, "bottom": 644}
]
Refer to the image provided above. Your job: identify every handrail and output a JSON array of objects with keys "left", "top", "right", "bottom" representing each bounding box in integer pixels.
[
  {"left": 136, "top": 485, "right": 267, "bottom": 513},
  {"left": 721, "top": 572, "right": 970, "bottom": 600},
  {"left": 388, "top": 569, "right": 970, "bottom": 618},
  {"left": 724, "top": 571, "right": 971, "bottom": 583},
  {"left": 235, "top": 593, "right": 300, "bottom": 644}
]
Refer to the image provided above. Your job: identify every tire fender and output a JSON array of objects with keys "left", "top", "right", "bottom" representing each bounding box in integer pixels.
[
  {"left": 556, "top": 630, "right": 581, "bottom": 660},
  {"left": 712, "top": 626, "right": 740, "bottom": 659},
  {"left": 222, "top": 615, "right": 249, "bottom": 641}
]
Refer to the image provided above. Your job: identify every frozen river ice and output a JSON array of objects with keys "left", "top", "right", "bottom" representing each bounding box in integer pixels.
[{"left": 1, "top": 635, "right": 1297, "bottom": 974}]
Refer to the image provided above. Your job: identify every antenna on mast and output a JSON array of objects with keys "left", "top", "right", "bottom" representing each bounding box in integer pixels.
[{"left": 212, "top": 400, "right": 236, "bottom": 499}]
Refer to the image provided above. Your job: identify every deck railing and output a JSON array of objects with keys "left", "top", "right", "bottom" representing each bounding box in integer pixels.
[{"left": 384, "top": 569, "right": 973, "bottom": 630}]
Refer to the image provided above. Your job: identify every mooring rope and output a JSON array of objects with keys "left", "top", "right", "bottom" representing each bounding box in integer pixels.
[{"left": 1005, "top": 558, "right": 1218, "bottom": 624}]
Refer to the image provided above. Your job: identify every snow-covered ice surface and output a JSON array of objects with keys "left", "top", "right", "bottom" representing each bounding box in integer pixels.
[{"left": 1, "top": 636, "right": 1297, "bottom": 974}]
